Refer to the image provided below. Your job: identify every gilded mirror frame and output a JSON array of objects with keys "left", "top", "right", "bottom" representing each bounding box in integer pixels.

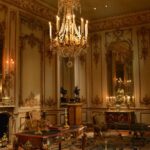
[
  {"left": 106, "top": 40, "right": 134, "bottom": 108},
  {"left": 60, "top": 57, "right": 75, "bottom": 101}
]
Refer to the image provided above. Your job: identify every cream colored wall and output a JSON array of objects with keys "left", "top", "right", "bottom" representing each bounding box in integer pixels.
[{"left": 0, "top": 0, "right": 64, "bottom": 136}]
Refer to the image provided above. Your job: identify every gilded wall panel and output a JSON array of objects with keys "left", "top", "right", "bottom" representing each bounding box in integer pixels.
[
  {"left": 9, "top": 11, "right": 17, "bottom": 102},
  {"left": 20, "top": 38, "right": 41, "bottom": 106},
  {"left": 91, "top": 33, "right": 102, "bottom": 105},
  {"left": 78, "top": 55, "right": 87, "bottom": 105},
  {"left": 20, "top": 15, "right": 43, "bottom": 106},
  {"left": 137, "top": 26, "right": 150, "bottom": 105},
  {"left": 44, "top": 40, "right": 57, "bottom": 108},
  {"left": 105, "top": 29, "right": 134, "bottom": 108}
]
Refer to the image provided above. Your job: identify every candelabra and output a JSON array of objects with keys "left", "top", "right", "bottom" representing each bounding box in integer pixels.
[{"left": 106, "top": 95, "right": 135, "bottom": 109}]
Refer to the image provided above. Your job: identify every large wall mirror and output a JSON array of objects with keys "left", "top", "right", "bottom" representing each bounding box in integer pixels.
[
  {"left": 106, "top": 40, "right": 134, "bottom": 108},
  {"left": 60, "top": 57, "right": 75, "bottom": 102}
]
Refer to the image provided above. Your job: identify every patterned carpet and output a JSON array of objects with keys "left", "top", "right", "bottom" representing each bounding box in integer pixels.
[
  {"left": 3, "top": 130, "right": 149, "bottom": 149},
  {"left": 50, "top": 130, "right": 150, "bottom": 150}
]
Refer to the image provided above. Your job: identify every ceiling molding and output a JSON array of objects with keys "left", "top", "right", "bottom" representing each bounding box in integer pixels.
[
  {"left": 1, "top": 0, "right": 56, "bottom": 21},
  {"left": 1, "top": 0, "right": 150, "bottom": 32},
  {"left": 90, "top": 10, "right": 150, "bottom": 32}
]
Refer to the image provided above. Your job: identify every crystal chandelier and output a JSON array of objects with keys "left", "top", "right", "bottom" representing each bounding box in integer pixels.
[{"left": 48, "top": 0, "right": 88, "bottom": 58}]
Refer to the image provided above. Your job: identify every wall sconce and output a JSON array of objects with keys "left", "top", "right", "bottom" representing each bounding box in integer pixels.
[{"left": 5, "top": 58, "right": 14, "bottom": 74}]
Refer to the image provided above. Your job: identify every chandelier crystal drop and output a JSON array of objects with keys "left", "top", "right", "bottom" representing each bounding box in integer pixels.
[{"left": 48, "top": 0, "right": 88, "bottom": 58}]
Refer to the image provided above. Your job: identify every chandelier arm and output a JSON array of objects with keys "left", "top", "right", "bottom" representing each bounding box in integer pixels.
[{"left": 49, "top": 0, "right": 88, "bottom": 58}]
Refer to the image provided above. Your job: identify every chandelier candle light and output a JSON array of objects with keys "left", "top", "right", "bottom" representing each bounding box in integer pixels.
[{"left": 49, "top": 0, "right": 88, "bottom": 58}]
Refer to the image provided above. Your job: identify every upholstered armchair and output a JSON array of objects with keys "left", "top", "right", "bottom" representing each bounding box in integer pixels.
[{"left": 93, "top": 112, "right": 107, "bottom": 136}]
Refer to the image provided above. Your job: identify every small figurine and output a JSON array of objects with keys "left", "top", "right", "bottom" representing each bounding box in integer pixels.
[
  {"left": 60, "top": 87, "right": 67, "bottom": 97},
  {"left": 74, "top": 86, "right": 80, "bottom": 102},
  {"left": 60, "top": 87, "right": 67, "bottom": 103}
]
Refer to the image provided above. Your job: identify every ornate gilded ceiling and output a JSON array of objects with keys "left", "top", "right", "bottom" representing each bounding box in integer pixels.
[
  {"left": 1, "top": 0, "right": 150, "bottom": 32},
  {"left": 38, "top": 0, "right": 150, "bottom": 21}
]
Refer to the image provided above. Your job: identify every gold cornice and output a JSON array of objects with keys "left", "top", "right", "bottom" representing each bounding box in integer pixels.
[
  {"left": 1, "top": 0, "right": 56, "bottom": 21},
  {"left": 90, "top": 10, "right": 150, "bottom": 32}
]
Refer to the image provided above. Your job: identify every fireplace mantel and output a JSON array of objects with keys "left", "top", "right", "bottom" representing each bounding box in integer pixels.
[
  {"left": 0, "top": 105, "right": 15, "bottom": 108},
  {"left": 0, "top": 105, "right": 15, "bottom": 114}
]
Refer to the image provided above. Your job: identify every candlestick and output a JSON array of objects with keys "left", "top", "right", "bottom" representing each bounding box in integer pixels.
[
  {"left": 48, "top": 22, "right": 52, "bottom": 40},
  {"left": 85, "top": 23, "right": 87, "bottom": 39},
  {"left": 73, "top": 14, "right": 75, "bottom": 25},
  {"left": 106, "top": 96, "right": 109, "bottom": 102},
  {"left": 85, "top": 20, "right": 88, "bottom": 39},
  {"left": 64, "top": 108, "right": 69, "bottom": 128},
  {"left": 56, "top": 15, "right": 60, "bottom": 32},
  {"left": 127, "top": 96, "right": 130, "bottom": 103},
  {"left": 81, "top": 18, "right": 84, "bottom": 34},
  {"left": 78, "top": 26, "right": 81, "bottom": 36}
]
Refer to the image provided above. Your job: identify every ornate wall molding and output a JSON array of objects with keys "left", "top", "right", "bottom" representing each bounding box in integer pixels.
[
  {"left": 0, "top": 4, "right": 8, "bottom": 38},
  {"left": 91, "top": 95, "right": 102, "bottom": 105},
  {"left": 24, "top": 92, "right": 40, "bottom": 107},
  {"left": 90, "top": 10, "right": 150, "bottom": 32},
  {"left": 20, "top": 14, "right": 45, "bottom": 31},
  {"left": 1, "top": 0, "right": 56, "bottom": 21},
  {"left": 43, "top": 97, "right": 57, "bottom": 108},
  {"left": 105, "top": 29, "right": 132, "bottom": 51},
  {"left": 137, "top": 26, "right": 150, "bottom": 105},
  {"left": 91, "top": 34, "right": 101, "bottom": 66},
  {"left": 0, "top": 22, "right": 5, "bottom": 39},
  {"left": 141, "top": 95, "right": 150, "bottom": 105},
  {"left": 137, "top": 27, "right": 150, "bottom": 60},
  {"left": 20, "top": 33, "right": 43, "bottom": 51}
]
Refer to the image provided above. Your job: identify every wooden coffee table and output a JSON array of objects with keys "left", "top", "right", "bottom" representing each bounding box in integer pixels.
[{"left": 15, "top": 125, "right": 85, "bottom": 150}]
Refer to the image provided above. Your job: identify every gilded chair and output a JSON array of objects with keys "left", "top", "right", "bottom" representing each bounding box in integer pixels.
[{"left": 93, "top": 112, "right": 107, "bottom": 136}]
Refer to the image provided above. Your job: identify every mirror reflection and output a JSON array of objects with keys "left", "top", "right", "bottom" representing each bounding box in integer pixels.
[
  {"left": 106, "top": 40, "right": 134, "bottom": 108},
  {"left": 60, "top": 57, "right": 74, "bottom": 102}
]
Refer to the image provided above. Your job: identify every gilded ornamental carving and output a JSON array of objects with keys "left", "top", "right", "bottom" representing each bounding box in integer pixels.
[
  {"left": 91, "top": 34, "right": 101, "bottom": 66},
  {"left": 0, "top": 4, "right": 8, "bottom": 36},
  {"left": 20, "top": 15, "right": 44, "bottom": 31},
  {"left": 2, "top": 0, "right": 56, "bottom": 21},
  {"left": 1, "top": 0, "right": 150, "bottom": 33},
  {"left": 137, "top": 27, "right": 150, "bottom": 60},
  {"left": 91, "top": 10, "right": 150, "bottom": 32},
  {"left": 142, "top": 95, "right": 150, "bottom": 105},
  {"left": 20, "top": 33, "right": 42, "bottom": 51},
  {"left": 43, "top": 97, "right": 57, "bottom": 107},
  {"left": 24, "top": 92, "right": 40, "bottom": 107},
  {"left": 92, "top": 95, "right": 102, "bottom": 105}
]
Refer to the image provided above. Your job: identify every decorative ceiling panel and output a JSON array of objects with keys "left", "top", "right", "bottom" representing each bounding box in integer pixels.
[{"left": 38, "top": 0, "right": 150, "bottom": 21}]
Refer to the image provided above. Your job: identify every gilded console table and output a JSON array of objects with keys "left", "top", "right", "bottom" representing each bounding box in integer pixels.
[{"left": 105, "top": 111, "right": 135, "bottom": 129}]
